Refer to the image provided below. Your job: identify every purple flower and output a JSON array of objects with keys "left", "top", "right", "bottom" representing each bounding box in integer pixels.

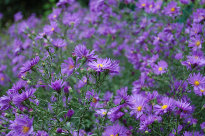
[
  {"left": 153, "top": 60, "right": 168, "bottom": 75},
  {"left": 19, "top": 56, "right": 40, "bottom": 77},
  {"left": 0, "top": 95, "right": 11, "bottom": 111},
  {"left": 7, "top": 114, "right": 33, "bottom": 136},
  {"left": 175, "top": 100, "right": 192, "bottom": 113},
  {"left": 14, "top": 12, "right": 23, "bottom": 22},
  {"left": 35, "top": 130, "right": 49, "bottom": 136},
  {"left": 52, "top": 38, "right": 66, "bottom": 48},
  {"left": 195, "top": 84, "right": 205, "bottom": 96},
  {"left": 88, "top": 58, "right": 119, "bottom": 73},
  {"left": 128, "top": 94, "right": 148, "bottom": 119},
  {"left": 163, "top": 1, "right": 180, "bottom": 17},
  {"left": 188, "top": 73, "right": 205, "bottom": 90},
  {"left": 188, "top": 36, "right": 203, "bottom": 51},
  {"left": 61, "top": 57, "right": 75, "bottom": 76},
  {"left": 200, "top": 122, "right": 205, "bottom": 130},
  {"left": 12, "top": 88, "right": 36, "bottom": 107},
  {"left": 64, "top": 109, "right": 74, "bottom": 118},
  {"left": 63, "top": 13, "right": 80, "bottom": 27},
  {"left": 103, "top": 123, "right": 129, "bottom": 136},
  {"left": 50, "top": 79, "right": 64, "bottom": 92},
  {"left": 154, "top": 97, "right": 175, "bottom": 115},
  {"left": 192, "top": 9, "right": 205, "bottom": 23},
  {"left": 74, "top": 45, "right": 97, "bottom": 62},
  {"left": 43, "top": 21, "right": 58, "bottom": 36},
  {"left": 48, "top": 8, "right": 61, "bottom": 21},
  {"left": 114, "top": 87, "right": 129, "bottom": 105}
]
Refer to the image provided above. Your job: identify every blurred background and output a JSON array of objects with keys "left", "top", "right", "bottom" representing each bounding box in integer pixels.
[{"left": 0, "top": 0, "right": 89, "bottom": 26}]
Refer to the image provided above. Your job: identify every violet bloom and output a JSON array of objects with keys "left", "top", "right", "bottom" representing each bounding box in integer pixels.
[
  {"left": 128, "top": 94, "right": 148, "bottom": 119},
  {"left": 153, "top": 60, "right": 168, "bottom": 75},
  {"left": 36, "top": 130, "right": 49, "bottom": 136},
  {"left": 64, "top": 109, "right": 74, "bottom": 118},
  {"left": 63, "top": 13, "right": 80, "bottom": 27},
  {"left": 195, "top": 85, "right": 205, "bottom": 96},
  {"left": 103, "top": 123, "right": 129, "bottom": 136},
  {"left": 139, "top": 114, "right": 162, "bottom": 131},
  {"left": 19, "top": 56, "right": 40, "bottom": 77},
  {"left": 43, "top": 21, "right": 58, "bottom": 36},
  {"left": 12, "top": 88, "right": 36, "bottom": 107},
  {"left": 7, "top": 114, "right": 33, "bottom": 136},
  {"left": 192, "top": 9, "right": 205, "bottom": 23},
  {"left": 188, "top": 73, "right": 205, "bottom": 90},
  {"left": 188, "top": 36, "right": 203, "bottom": 51},
  {"left": 50, "top": 79, "right": 64, "bottom": 92},
  {"left": 175, "top": 100, "right": 192, "bottom": 113},
  {"left": 0, "top": 13, "right": 3, "bottom": 20},
  {"left": 52, "top": 38, "right": 66, "bottom": 48},
  {"left": 154, "top": 97, "right": 175, "bottom": 115},
  {"left": 88, "top": 58, "right": 119, "bottom": 73},
  {"left": 114, "top": 87, "right": 129, "bottom": 105},
  {"left": 14, "top": 12, "right": 23, "bottom": 22},
  {"left": 163, "top": 1, "right": 180, "bottom": 17},
  {"left": 74, "top": 44, "right": 97, "bottom": 62},
  {"left": 48, "top": 8, "right": 61, "bottom": 21},
  {"left": 0, "top": 95, "right": 11, "bottom": 111},
  {"left": 61, "top": 57, "right": 75, "bottom": 76}
]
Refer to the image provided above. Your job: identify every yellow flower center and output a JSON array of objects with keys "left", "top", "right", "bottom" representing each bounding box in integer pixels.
[
  {"left": 0, "top": 77, "right": 4, "bottom": 81},
  {"left": 97, "top": 64, "right": 103, "bottom": 68},
  {"left": 92, "top": 98, "right": 97, "bottom": 103},
  {"left": 69, "top": 65, "right": 74, "bottom": 70},
  {"left": 171, "top": 7, "right": 175, "bottom": 12},
  {"left": 200, "top": 89, "right": 205, "bottom": 93},
  {"left": 22, "top": 126, "right": 30, "bottom": 133},
  {"left": 149, "top": 5, "right": 153, "bottom": 8},
  {"left": 142, "top": 3, "right": 146, "bottom": 7},
  {"left": 161, "top": 105, "right": 168, "bottom": 109},
  {"left": 195, "top": 56, "right": 199, "bottom": 59},
  {"left": 194, "top": 80, "right": 200, "bottom": 86},
  {"left": 158, "top": 67, "right": 163, "bottom": 71},
  {"left": 137, "top": 106, "right": 142, "bottom": 111},
  {"left": 102, "top": 111, "right": 107, "bottom": 115},
  {"left": 53, "top": 15, "right": 57, "bottom": 18},
  {"left": 51, "top": 27, "right": 54, "bottom": 31},
  {"left": 196, "top": 41, "right": 201, "bottom": 46},
  {"left": 110, "top": 134, "right": 118, "bottom": 136}
]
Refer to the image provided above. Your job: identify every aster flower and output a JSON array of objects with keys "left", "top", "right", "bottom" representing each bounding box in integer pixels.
[
  {"left": 154, "top": 97, "right": 175, "bottom": 115},
  {"left": 96, "top": 109, "right": 108, "bottom": 117},
  {"left": 0, "top": 95, "right": 11, "bottom": 111},
  {"left": 163, "top": 1, "right": 180, "bottom": 17},
  {"left": 74, "top": 44, "right": 97, "bottom": 62},
  {"left": 14, "top": 12, "right": 23, "bottom": 22},
  {"left": 128, "top": 94, "right": 148, "bottom": 119},
  {"left": 50, "top": 79, "right": 64, "bottom": 92},
  {"left": 195, "top": 84, "right": 205, "bottom": 96},
  {"left": 88, "top": 58, "right": 119, "bottom": 73},
  {"left": 18, "top": 56, "right": 40, "bottom": 77},
  {"left": 103, "top": 123, "right": 129, "bottom": 136},
  {"left": 175, "top": 100, "right": 192, "bottom": 113},
  {"left": 139, "top": 114, "right": 162, "bottom": 131},
  {"left": 188, "top": 73, "right": 205, "bottom": 90},
  {"left": 114, "top": 87, "right": 129, "bottom": 105},
  {"left": 35, "top": 130, "right": 49, "bottom": 136},
  {"left": 7, "top": 114, "right": 33, "bottom": 136},
  {"left": 12, "top": 88, "right": 36, "bottom": 107},
  {"left": 52, "top": 38, "right": 66, "bottom": 48},
  {"left": 192, "top": 9, "right": 205, "bottom": 23},
  {"left": 43, "top": 21, "right": 58, "bottom": 36},
  {"left": 63, "top": 13, "right": 80, "bottom": 27},
  {"left": 61, "top": 57, "right": 75, "bottom": 76},
  {"left": 188, "top": 36, "right": 203, "bottom": 51},
  {"left": 48, "top": 8, "right": 61, "bottom": 21},
  {"left": 153, "top": 60, "right": 168, "bottom": 75}
]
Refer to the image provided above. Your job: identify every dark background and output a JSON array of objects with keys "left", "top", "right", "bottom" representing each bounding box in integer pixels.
[{"left": 0, "top": 0, "right": 89, "bottom": 26}]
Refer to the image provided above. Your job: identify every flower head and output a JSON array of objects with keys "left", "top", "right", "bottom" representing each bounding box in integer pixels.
[
  {"left": 188, "top": 73, "right": 205, "bottom": 90},
  {"left": 8, "top": 114, "right": 33, "bottom": 136},
  {"left": 19, "top": 56, "right": 40, "bottom": 77},
  {"left": 50, "top": 79, "right": 64, "bottom": 92},
  {"left": 88, "top": 58, "right": 119, "bottom": 73},
  {"left": 153, "top": 60, "right": 168, "bottom": 75},
  {"left": 103, "top": 123, "right": 129, "bottom": 136},
  {"left": 74, "top": 45, "right": 97, "bottom": 62},
  {"left": 61, "top": 57, "right": 75, "bottom": 76}
]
